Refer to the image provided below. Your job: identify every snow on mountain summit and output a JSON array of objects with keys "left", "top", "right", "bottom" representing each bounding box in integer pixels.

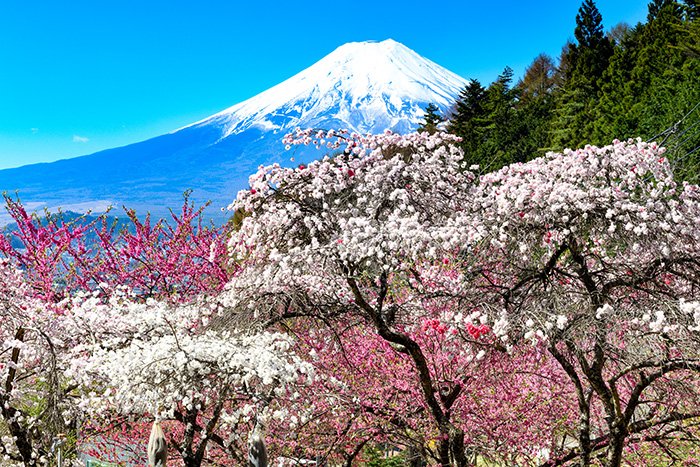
[{"left": 189, "top": 39, "right": 468, "bottom": 137}]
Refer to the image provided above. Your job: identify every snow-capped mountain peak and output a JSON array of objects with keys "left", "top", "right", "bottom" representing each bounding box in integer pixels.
[
  {"left": 0, "top": 39, "right": 468, "bottom": 223},
  {"left": 189, "top": 39, "right": 468, "bottom": 138}
]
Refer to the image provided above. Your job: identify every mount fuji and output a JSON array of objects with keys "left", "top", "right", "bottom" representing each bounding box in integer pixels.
[{"left": 0, "top": 39, "right": 467, "bottom": 222}]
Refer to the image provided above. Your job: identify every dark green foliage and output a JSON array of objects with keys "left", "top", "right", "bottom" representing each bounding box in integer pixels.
[
  {"left": 449, "top": 68, "right": 533, "bottom": 170},
  {"left": 549, "top": 0, "right": 613, "bottom": 149},
  {"left": 648, "top": 0, "right": 683, "bottom": 21},
  {"left": 447, "top": 79, "right": 487, "bottom": 162},
  {"left": 478, "top": 67, "right": 524, "bottom": 169},
  {"left": 570, "top": 0, "right": 614, "bottom": 84},
  {"left": 445, "top": 0, "right": 700, "bottom": 180},
  {"left": 448, "top": 62, "right": 556, "bottom": 171},
  {"left": 417, "top": 103, "right": 444, "bottom": 134},
  {"left": 685, "top": 0, "right": 700, "bottom": 20}
]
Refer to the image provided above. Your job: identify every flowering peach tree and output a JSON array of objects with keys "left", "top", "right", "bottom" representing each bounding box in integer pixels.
[
  {"left": 225, "top": 130, "right": 700, "bottom": 467},
  {"left": 0, "top": 193, "right": 230, "bottom": 302},
  {"left": 459, "top": 140, "right": 700, "bottom": 466},
  {"left": 223, "top": 130, "right": 567, "bottom": 465},
  {"left": 3, "top": 129, "right": 700, "bottom": 467},
  {"left": 0, "top": 196, "right": 297, "bottom": 467},
  {"left": 0, "top": 259, "right": 80, "bottom": 466}
]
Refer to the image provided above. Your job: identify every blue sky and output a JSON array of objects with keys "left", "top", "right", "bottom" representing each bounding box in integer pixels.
[{"left": 0, "top": 0, "right": 650, "bottom": 169}]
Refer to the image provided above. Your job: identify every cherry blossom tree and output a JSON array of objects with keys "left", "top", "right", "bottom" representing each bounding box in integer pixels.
[
  {"left": 222, "top": 129, "right": 479, "bottom": 465},
  {"left": 90, "top": 196, "right": 230, "bottom": 299},
  {"left": 0, "top": 195, "right": 95, "bottom": 302}
]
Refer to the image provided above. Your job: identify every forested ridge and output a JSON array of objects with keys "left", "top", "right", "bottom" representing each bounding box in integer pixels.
[{"left": 438, "top": 0, "right": 700, "bottom": 179}]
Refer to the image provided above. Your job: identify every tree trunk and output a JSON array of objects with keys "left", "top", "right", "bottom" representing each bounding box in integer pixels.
[
  {"left": 3, "top": 406, "right": 35, "bottom": 466},
  {"left": 181, "top": 455, "right": 201, "bottom": 467},
  {"left": 436, "top": 424, "right": 469, "bottom": 467},
  {"left": 2, "top": 328, "right": 38, "bottom": 466},
  {"left": 179, "top": 408, "right": 202, "bottom": 467},
  {"left": 604, "top": 419, "right": 626, "bottom": 467},
  {"left": 449, "top": 426, "right": 469, "bottom": 467},
  {"left": 438, "top": 426, "right": 451, "bottom": 466}
]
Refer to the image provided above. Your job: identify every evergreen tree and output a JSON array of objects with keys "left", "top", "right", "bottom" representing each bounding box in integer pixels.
[
  {"left": 447, "top": 80, "right": 488, "bottom": 161},
  {"left": 686, "top": 8, "right": 700, "bottom": 56},
  {"left": 570, "top": 0, "right": 614, "bottom": 86},
  {"left": 589, "top": 0, "right": 700, "bottom": 181},
  {"left": 480, "top": 67, "right": 523, "bottom": 168},
  {"left": 549, "top": 84, "right": 591, "bottom": 150},
  {"left": 684, "top": 0, "right": 700, "bottom": 20},
  {"left": 417, "top": 103, "right": 444, "bottom": 134},
  {"left": 549, "top": 0, "right": 613, "bottom": 149},
  {"left": 448, "top": 68, "right": 529, "bottom": 170},
  {"left": 444, "top": 0, "right": 700, "bottom": 179},
  {"left": 449, "top": 80, "right": 487, "bottom": 130},
  {"left": 648, "top": 0, "right": 683, "bottom": 21},
  {"left": 591, "top": 22, "right": 644, "bottom": 143}
]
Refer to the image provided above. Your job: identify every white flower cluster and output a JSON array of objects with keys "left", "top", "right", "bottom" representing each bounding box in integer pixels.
[
  {"left": 459, "top": 139, "right": 700, "bottom": 341},
  {"left": 469, "top": 139, "right": 691, "bottom": 266},
  {"left": 0, "top": 259, "right": 80, "bottom": 463},
  {"left": 66, "top": 291, "right": 313, "bottom": 421},
  {"left": 224, "top": 131, "right": 477, "bottom": 314},
  {"left": 223, "top": 133, "right": 700, "bottom": 347},
  {"left": 680, "top": 299, "right": 700, "bottom": 332}
]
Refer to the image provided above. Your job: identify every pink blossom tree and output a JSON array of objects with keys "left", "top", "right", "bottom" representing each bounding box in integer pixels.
[
  {"left": 269, "top": 317, "right": 574, "bottom": 466},
  {"left": 0, "top": 193, "right": 230, "bottom": 302},
  {"left": 223, "top": 130, "right": 700, "bottom": 466},
  {"left": 455, "top": 139, "right": 700, "bottom": 466}
]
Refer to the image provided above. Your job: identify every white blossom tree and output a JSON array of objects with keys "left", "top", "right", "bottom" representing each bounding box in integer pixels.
[
  {"left": 67, "top": 291, "right": 313, "bottom": 467},
  {"left": 222, "top": 130, "right": 509, "bottom": 465},
  {"left": 0, "top": 259, "right": 79, "bottom": 466}
]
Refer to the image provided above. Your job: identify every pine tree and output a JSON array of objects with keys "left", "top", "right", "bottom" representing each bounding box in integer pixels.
[
  {"left": 570, "top": 0, "right": 613, "bottom": 87},
  {"left": 684, "top": 0, "right": 700, "bottom": 20},
  {"left": 549, "top": 0, "right": 613, "bottom": 149},
  {"left": 447, "top": 80, "right": 488, "bottom": 162},
  {"left": 481, "top": 67, "right": 520, "bottom": 167},
  {"left": 449, "top": 80, "right": 487, "bottom": 130},
  {"left": 417, "top": 103, "right": 444, "bottom": 134},
  {"left": 549, "top": 84, "right": 591, "bottom": 150},
  {"left": 648, "top": 0, "right": 683, "bottom": 20}
]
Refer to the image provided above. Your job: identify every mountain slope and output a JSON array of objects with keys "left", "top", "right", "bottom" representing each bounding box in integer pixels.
[{"left": 0, "top": 39, "right": 468, "bottom": 222}]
